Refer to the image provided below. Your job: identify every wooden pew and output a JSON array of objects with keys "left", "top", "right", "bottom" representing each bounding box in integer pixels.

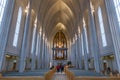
[
  {"left": 44, "top": 68, "right": 56, "bottom": 80},
  {"left": 75, "top": 77, "right": 120, "bottom": 80},
  {"left": 0, "top": 76, "right": 44, "bottom": 80},
  {"left": 0, "top": 73, "right": 2, "bottom": 77},
  {"left": 64, "top": 66, "right": 75, "bottom": 80}
]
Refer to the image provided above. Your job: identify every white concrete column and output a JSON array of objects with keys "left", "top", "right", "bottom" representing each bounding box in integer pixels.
[
  {"left": 70, "top": 44, "right": 75, "bottom": 66},
  {"left": 48, "top": 45, "right": 50, "bottom": 68},
  {"left": 72, "top": 43, "right": 76, "bottom": 66},
  {"left": 37, "top": 32, "right": 42, "bottom": 69},
  {"left": 75, "top": 38, "right": 79, "bottom": 68},
  {"left": 48, "top": 44, "right": 52, "bottom": 67},
  {"left": 41, "top": 35, "right": 45, "bottom": 69},
  {"left": 35, "top": 33, "right": 39, "bottom": 69},
  {"left": 31, "top": 26, "right": 37, "bottom": 71},
  {"left": 71, "top": 44, "right": 73, "bottom": 65},
  {"left": 87, "top": 1, "right": 100, "bottom": 72},
  {"left": 78, "top": 34, "right": 83, "bottom": 69},
  {"left": 67, "top": 42, "right": 71, "bottom": 61},
  {"left": 0, "top": 0, "right": 15, "bottom": 72},
  {"left": 39, "top": 32, "right": 44, "bottom": 69},
  {"left": 82, "top": 30, "right": 89, "bottom": 71},
  {"left": 43, "top": 40, "right": 46, "bottom": 68},
  {"left": 46, "top": 45, "right": 49, "bottom": 68},
  {"left": 105, "top": 0, "right": 120, "bottom": 73},
  {"left": 19, "top": 0, "right": 32, "bottom": 72},
  {"left": 69, "top": 42, "right": 72, "bottom": 62},
  {"left": 43, "top": 40, "right": 47, "bottom": 68},
  {"left": 46, "top": 43, "right": 50, "bottom": 68}
]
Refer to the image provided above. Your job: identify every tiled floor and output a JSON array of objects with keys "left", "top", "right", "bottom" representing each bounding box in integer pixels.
[{"left": 52, "top": 72, "right": 69, "bottom": 80}]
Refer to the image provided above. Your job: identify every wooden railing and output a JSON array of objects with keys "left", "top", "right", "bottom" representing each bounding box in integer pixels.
[
  {"left": 64, "top": 66, "right": 75, "bottom": 80},
  {"left": 0, "top": 73, "right": 2, "bottom": 78},
  {"left": 44, "top": 68, "right": 56, "bottom": 80},
  {"left": 75, "top": 71, "right": 120, "bottom": 80},
  {"left": 102, "top": 71, "right": 120, "bottom": 77},
  {"left": 75, "top": 77, "right": 120, "bottom": 80},
  {"left": 0, "top": 76, "right": 44, "bottom": 80}
]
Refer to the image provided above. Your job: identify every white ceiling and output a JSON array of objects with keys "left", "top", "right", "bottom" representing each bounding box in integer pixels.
[{"left": 31, "top": 0, "right": 89, "bottom": 41}]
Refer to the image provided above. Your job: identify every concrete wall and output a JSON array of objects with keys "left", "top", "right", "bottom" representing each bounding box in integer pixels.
[
  {"left": 91, "top": 0, "right": 114, "bottom": 57},
  {"left": 5, "top": 0, "right": 27, "bottom": 56}
]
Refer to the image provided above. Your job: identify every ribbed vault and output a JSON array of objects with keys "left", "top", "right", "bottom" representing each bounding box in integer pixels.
[{"left": 32, "top": 0, "right": 86, "bottom": 42}]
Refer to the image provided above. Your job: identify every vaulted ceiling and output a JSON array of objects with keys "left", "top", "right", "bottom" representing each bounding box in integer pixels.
[{"left": 31, "top": 0, "right": 89, "bottom": 41}]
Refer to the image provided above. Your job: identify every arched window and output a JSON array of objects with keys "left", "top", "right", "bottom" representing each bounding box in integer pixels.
[
  {"left": 0, "top": 0, "right": 7, "bottom": 33},
  {"left": 13, "top": 7, "right": 22, "bottom": 47},
  {"left": 113, "top": 0, "right": 120, "bottom": 28},
  {"left": 98, "top": 7, "right": 107, "bottom": 47}
]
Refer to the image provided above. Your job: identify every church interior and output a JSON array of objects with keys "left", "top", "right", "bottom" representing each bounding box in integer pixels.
[{"left": 0, "top": 0, "right": 120, "bottom": 80}]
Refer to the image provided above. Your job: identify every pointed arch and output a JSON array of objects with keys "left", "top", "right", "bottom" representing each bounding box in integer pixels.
[{"left": 53, "top": 30, "right": 67, "bottom": 60}]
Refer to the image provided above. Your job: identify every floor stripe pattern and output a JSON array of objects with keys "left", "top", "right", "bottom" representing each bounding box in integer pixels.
[{"left": 52, "top": 72, "right": 68, "bottom": 80}]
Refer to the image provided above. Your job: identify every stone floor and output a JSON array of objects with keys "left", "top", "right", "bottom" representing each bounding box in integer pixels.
[{"left": 52, "top": 72, "right": 69, "bottom": 80}]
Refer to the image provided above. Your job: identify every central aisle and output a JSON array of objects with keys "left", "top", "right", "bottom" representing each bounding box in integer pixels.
[{"left": 52, "top": 72, "right": 69, "bottom": 80}]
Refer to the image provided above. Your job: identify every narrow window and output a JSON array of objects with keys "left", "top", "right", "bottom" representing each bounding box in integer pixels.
[
  {"left": 13, "top": 7, "right": 22, "bottom": 47},
  {"left": 0, "top": 0, "right": 7, "bottom": 33},
  {"left": 98, "top": 7, "right": 107, "bottom": 47},
  {"left": 113, "top": 0, "right": 120, "bottom": 28}
]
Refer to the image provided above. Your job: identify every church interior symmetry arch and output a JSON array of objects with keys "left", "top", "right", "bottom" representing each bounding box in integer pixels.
[{"left": 0, "top": 0, "right": 120, "bottom": 79}]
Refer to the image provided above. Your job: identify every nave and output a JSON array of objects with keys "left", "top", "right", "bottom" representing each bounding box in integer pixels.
[{"left": 1, "top": 0, "right": 120, "bottom": 80}]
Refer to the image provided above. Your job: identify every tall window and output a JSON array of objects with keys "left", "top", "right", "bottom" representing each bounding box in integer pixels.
[
  {"left": 13, "top": 7, "right": 22, "bottom": 47},
  {"left": 98, "top": 7, "right": 107, "bottom": 47},
  {"left": 0, "top": 0, "right": 7, "bottom": 33},
  {"left": 113, "top": 0, "right": 120, "bottom": 28}
]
